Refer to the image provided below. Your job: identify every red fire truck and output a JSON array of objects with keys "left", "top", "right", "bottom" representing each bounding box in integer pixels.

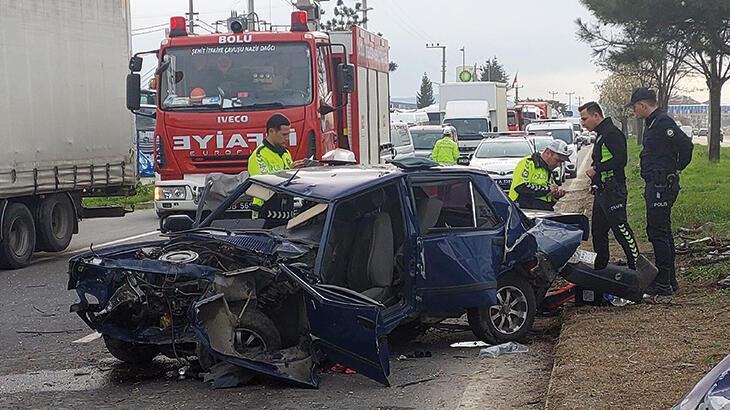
[{"left": 126, "top": 10, "right": 391, "bottom": 225}]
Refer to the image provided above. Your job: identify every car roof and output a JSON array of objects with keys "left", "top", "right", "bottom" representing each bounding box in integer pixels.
[
  {"left": 409, "top": 125, "right": 443, "bottom": 131},
  {"left": 527, "top": 121, "right": 572, "bottom": 130},
  {"left": 250, "top": 165, "right": 493, "bottom": 200}
]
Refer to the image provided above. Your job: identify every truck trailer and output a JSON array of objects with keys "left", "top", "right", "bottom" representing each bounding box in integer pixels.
[{"left": 0, "top": 0, "right": 137, "bottom": 269}]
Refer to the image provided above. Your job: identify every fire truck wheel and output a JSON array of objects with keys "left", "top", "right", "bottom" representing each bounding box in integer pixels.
[
  {"left": 0, "top": 202, "right": 36, "bottom": 269},
  {"left": 36, "top": 194, "right": 75, "bottom": 252}
]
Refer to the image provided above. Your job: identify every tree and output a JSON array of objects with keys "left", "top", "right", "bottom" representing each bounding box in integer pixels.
[
  {"left": 576, "top": 16, "right": 690, "bottom": 111},
  {"left": 479, "top": 56, "right": 511, "bottom": 84},
  {"left": 416, "top": 73, "right": 435, "bottom": 109},
  {"left": 577, "top": 0, "right": 730, "bottom": 161},
  {"left": 597, "top": 73, "right": 642, "bottom": 137},
  {"left": 320, "top": 0, "right": 366, "bottom": 31}
]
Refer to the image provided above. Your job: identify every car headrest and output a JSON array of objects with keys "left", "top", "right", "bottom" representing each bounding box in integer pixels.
[{"left": 416, "top": 197, "right": 443, "bottom": 233}]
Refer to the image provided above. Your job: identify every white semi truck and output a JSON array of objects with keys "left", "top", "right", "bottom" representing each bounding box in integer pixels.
[
  {"left": 0, "top": 0, "right": 137, "bottom": 269},
  {"left": 439, "top": 82, "right": 509, "bottom": 156}
]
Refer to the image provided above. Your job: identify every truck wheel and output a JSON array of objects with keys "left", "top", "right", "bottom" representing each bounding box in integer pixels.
[
  {"left": 103, "top": 335, "right": 159, "bottom": 364},
  {"left": 468, "top": 271, "right": 536, "bottom": 343},
  {"left": 36, "top": 194, "right": 75, "bottom": 252},
  {"left": 0, "top": 203, "right": 36, "bottom": 269}
]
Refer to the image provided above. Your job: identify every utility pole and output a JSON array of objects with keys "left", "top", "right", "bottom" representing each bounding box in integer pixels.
[
  {"left": 548, "top": 91, "right": 558, "bottom": 101},
  {"left": 514, "top": 84, "right": 524, "bottom": 104},
  {"left": 565, "top": 91, "right": 575, "bottom": 112},
  {"left": 360, "top": 0, "right": 373, "bottom": 29},
  {"left": 577, "top": 95, "right": 583, "bottom": 107},
  {"left": 247, "top": 0, "right": 255, "bottom": 30},
  {"left": 426, "top": 43, "right": 447, "bottom": 84},
  {"left": 460, "top": 47, "right": 465, "bottom": 72},
  {"left": 187, "top": 0, "right": 196, "bottom": 34}
]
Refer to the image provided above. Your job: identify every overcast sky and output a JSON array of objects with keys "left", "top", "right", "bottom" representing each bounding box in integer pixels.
[{"left": 130, "top": 0, "right": 724, "bottom": 106}]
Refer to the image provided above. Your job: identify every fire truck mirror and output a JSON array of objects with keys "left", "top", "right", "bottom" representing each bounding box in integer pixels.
[
  {"left": 126, "top": 74, "right": 141, "bottom": 111},
  {"left": 129, "top": 56, "right": 143, "bottom": 73},
  {"left": 336, "top": 63, "right": 355, "bottom": 94},
  {"left": 319, "top": 101, "right": 336, "bottom": 116}
]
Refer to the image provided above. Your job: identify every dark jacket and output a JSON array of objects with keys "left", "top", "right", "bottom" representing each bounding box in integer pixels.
[
  {"left": 591, "top": 117, "right": 628, "bottom": 186},
  {"left": 640, "top": 109, "right": 694, "bottom": 181}
]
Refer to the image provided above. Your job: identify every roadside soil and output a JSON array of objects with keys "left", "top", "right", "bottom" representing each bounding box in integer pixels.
[{"left": 547, "top": 155, "right": 730, "bottom": 409}]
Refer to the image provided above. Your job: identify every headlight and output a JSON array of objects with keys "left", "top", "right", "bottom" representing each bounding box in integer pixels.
[{"left": 155, "top": 186, "right": 187, "bottom": 201}]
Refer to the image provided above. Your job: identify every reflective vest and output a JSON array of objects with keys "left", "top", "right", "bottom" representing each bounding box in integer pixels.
[
  {"left": 431, "top": 137, "right": 460, "bottom": 165},
  {"left": 508, "top": 154, "right": 554, "bottom": 207},
  {"left": 249, "top": 140, "right": 293, "bottom": 208}
]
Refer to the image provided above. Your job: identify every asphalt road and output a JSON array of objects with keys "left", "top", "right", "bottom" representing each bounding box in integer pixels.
[{"left": 0, "top": 152, "right": 590, "bottom": 409}]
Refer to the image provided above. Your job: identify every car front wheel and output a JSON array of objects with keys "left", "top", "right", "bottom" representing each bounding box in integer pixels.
[
  {"left": 468, "top": 272, "right": 536, "bottom": 343},
  {"left": 103, "top": 335, "right": 160, "bottom": 364}
]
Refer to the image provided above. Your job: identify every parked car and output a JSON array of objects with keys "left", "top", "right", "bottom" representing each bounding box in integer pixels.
[
  {"left": 69, "top": 159, "right": 591, "bottom": 388},
  {"left": 469, "top": 137, "right": 535, "bottom": 191},
  {"left": 698, "top": 128, "right": 709, "bottom": 137},
  {"left": 526, "top": 121, "right": 578, "bottom": 178},
  {"left": 409, "top": 125, "right": 457, "bottom": 159},
  {"left": 529, "top": 135, "right": 566, "bottom": 183},
  {"left": 673, "top": 353, "right": 730, "bottom": 410},
  {"left": 389, "top": 122, "right": 416, "bottom": 160}
]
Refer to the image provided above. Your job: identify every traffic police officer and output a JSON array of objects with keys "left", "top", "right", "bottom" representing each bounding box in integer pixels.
[
  {"left": 628, "top": 88, "right": 694, "bottom": 296},
  {"left": 431, "top": 127, "right": 460, "bottom": 165},
  {"left": 508, "top": 140, "right": 571, "bottom": 211},
  {"left": 579, "top": 101, "right": 639, "bottom": 270},
  {"left": 249, "top": 113, "right": 295, "bottom": 228}
]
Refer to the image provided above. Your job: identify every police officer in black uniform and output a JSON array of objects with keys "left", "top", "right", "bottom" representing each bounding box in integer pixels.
[
  {"left": 628, "top": 88, "right": 694, "bottom": 296},
  {"left": 579, "top": 101, "right": 640, "bottom": 271}
]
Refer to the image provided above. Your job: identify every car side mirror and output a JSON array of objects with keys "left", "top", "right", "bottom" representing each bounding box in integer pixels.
[
  {"left": 336, "top": 63, "right": 355, "bottom": 94},
  {"left": 126, "top": 74, "right": 141, "bottom": 111},
  {"left": 163, "top": 215, "right": 194, "bottom": 233},
  {"left": 129, "top": 56, "right": 143, "bottom": 72}
]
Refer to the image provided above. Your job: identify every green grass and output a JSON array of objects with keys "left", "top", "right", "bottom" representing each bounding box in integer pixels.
[
  {"left": 626, "top": 142, "right": 730, "bottom": 239},
  {"left": 82, "top": 183, "right": 154, "bottom": 209}
]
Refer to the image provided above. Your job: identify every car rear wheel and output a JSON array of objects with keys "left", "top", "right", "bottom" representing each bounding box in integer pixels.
[
  {"left": 468, "top": 272, "right": 536, "bottom": 343},
  {"left": 103, "top": 335, "right": 160, "bottom": 364}
]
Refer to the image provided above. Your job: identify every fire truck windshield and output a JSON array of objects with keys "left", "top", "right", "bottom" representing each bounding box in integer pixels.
[{"left": 160, "top": 42, "right": 313, "bottom": 111}]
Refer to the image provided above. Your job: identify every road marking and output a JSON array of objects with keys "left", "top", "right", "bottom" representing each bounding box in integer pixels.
[{"left": 72, "top": 332, "right": 102, "bottom": 344}]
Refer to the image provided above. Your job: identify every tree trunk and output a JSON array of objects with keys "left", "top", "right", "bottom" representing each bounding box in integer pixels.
[{"left": 708, "top": 79, "right": 722, "bottom": 162}]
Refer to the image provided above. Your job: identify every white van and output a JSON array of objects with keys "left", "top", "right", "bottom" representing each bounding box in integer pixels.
[
  {"left": 525, "top": 120, "right": 578, "bottom": 178},
  {"left": 388, "top": 122, "right": 416, "bottom": 160}
]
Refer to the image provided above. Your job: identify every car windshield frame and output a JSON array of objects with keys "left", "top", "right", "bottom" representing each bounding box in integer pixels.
[
  {"left": 475, "top": 140, "right": 533, "bottom": 159},
  {"left": 159, "top": 42, "right": 314, "bottom": 112},
  {"left": 527, "top": 126, "right": 574, "bottom": 145},
  {"left": 410, "top": 130, "right": 444, "bottom": 150}
]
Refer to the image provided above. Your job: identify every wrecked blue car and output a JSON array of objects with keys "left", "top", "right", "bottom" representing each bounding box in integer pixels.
[{"left": 68, "top": 160, "right": 587, "bottom": 387}]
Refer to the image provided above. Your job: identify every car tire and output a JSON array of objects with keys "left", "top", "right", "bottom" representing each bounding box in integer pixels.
[
  {"left": 234, "top": 308, "right": 282, "bottom": 354},
  {"left": 0, "top": 203, "right": 36, "bottom": 269},
  {"left": 36, "top": 194, "right": 75, "bottom": 252},
  {"left": 469, "top": 272, "right": 536, "bottom": 343},
  {"left": 103, "top": 335, "right": 160, "bottom": 364},
  {"left": 467, "top": 309, "right": 497, "bottom": 345}
]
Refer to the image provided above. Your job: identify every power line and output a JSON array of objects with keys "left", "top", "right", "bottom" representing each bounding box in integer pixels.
[
  {"left": 131, "top": 28, "right": 167, "bottom": 36},
  {"left": 132, "top": 22, "right": 168, "bottom": 32}
]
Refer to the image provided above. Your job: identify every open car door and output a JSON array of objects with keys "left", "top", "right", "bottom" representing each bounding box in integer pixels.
[{"left": 280, "top": 265, "right": 391, "bottom": 386}]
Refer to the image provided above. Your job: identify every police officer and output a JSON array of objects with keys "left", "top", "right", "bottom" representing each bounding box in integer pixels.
[
  {"left": 628, "top": 88, "right": 694, "bottom": 296},
  {"left": 249, "top": 113, "right": 296, "bottom": 228},
  {"left": 579, "top": 101, "right": 640, "bottom": 271},
  {"left": 431, "top": 127, "right": 460, "bottom": 165},
  {"left": 508, "top": 140, "right": 571, "bottom": 211}
]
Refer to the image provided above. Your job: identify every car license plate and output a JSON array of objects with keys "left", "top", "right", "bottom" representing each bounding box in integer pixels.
[
  {"left": 228, "top": 201, "right": 251, "bottom": 211},
  {"left": 568, "top": 249, "right": 597, "bottom": 266}
]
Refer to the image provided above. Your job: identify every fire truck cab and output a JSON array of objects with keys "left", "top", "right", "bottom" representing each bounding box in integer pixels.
[{"left": 126, "top": 11, "right": 391, "bottom": 225}]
